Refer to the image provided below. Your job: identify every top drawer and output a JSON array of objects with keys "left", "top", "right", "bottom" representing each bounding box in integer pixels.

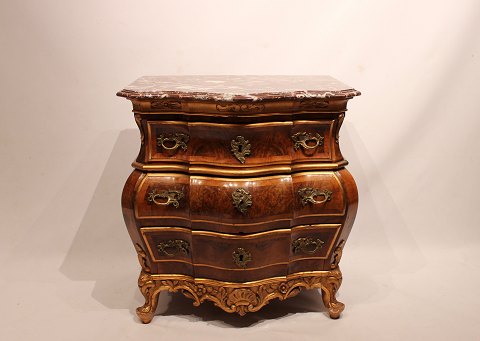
[{"left": 143, "top": 120, "right": 339, "bottom": 170}]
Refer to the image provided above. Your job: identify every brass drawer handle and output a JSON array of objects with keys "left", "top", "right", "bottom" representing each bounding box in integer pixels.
[
  {"left": 298, "top": 187, "right": 332, "bottom": 206},
  {"left": 157, "top": 239, "right": 190, "bottom": 257},
  {"left": 292, "top": 237, "right": 324, "bottom": 255},
  {"left": 292, "top": 132, "right": 324, "bottom": 151},
  {"left": 147, "top": 189, "right": 184, "bottom": 208},
  {"left": 157, "top": 133, "right": 189, "bottom": 154},
  {"left": 231, "top": 135, "right": 251, "bottom": 164},
  {"left": 232, "top": 188, "right": 252, "bottom": 214},
  {"left": 232, "top": 248, "right": 252, "bottom": 268}
]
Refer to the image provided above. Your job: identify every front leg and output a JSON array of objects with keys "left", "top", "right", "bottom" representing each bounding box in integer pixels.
[
  {"left": 136, "top": 271, "right": 162, "bottom": 324},
  {"left": 321, "top": 268, "right": 345, "bottom": 319}
]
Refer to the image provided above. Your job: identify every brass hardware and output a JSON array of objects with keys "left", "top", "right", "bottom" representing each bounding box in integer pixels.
[
  {"left": 232, "top": 248, "right": 252, "bottom": 268},
  {"left": 232, "top": 188, "right": 252, "bottom": 214},
  {"left": 298, "top": 187, "right": 332, "bottom": 206},
  {"left": 157, "top": 133, "right": 189, "bottom": 154},
  {"left": 291, "top": 132, "right": 324, "bottom": 151},
  {"left": 147, "top": 189, "right": 184, "bottom": 208},
  {"left": 231, "top": 136, "right": 251, "bottom": 163},
  {"left": 292, "top": 237, "right": 324, "bottom": 255},
  {"left": 157, "top": 239, "right": 190, "bottom": 257}
]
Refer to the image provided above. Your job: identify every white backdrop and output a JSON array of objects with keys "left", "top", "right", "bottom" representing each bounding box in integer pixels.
[{"left": 1, "top": 0, "right": 480, "bottom": 340}]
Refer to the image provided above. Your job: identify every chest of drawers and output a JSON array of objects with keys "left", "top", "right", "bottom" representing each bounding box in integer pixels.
[{"left": 117, "top": 76, "right": 360, "bottom": 323}]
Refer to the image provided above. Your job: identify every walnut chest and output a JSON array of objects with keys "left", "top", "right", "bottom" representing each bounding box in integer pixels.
[{"left": 117, "top": 76, "right": 360, "bottom": 323}]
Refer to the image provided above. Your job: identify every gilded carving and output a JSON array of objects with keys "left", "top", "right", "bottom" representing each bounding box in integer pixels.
[
  {"left": 151, "top": 101, "right": 182, "bottom": 110},
  {"left": 216, "top": 103, "right": 265, "bottom": 112},
  {"left": 134, "top": 114, "right": 144, "bottom": 145},
  {"left": 134, "top": 243, "right": 151, "bottom": 273},
  {"left": 335, "top": 113, "right": 345, "bottom": 144},
  {"left": 331, "top": 240, "right": 346, "bottom": 269},
  {"left": 299, "top": 100, "right": 329, "bottom": 110},
  {"left": 136, "top": 269, "right": 344, "bottom": 323}
]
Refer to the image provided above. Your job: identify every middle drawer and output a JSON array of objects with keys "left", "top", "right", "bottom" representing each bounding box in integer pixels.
[{"left": 135, "top": 172, "right": 346, "bottom": 233}]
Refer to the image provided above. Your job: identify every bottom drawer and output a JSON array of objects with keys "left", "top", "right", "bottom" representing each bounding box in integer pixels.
[{"left": 140, "top": 224, "right": 341, "bottom": 282}]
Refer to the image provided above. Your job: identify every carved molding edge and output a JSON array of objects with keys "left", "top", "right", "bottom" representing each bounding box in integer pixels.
[
  {"left": 135, "top": 243, "right": 151, "bottom": 273},
  {"left": 216, "top": 103, "right": 265, "bottom": 112},
  {"left": 335, "top": 113, "right": 345, "bottom": 144},
  {"left": 136, "top": 269, "right": 344, "bottom": 323},
  {"left": 134, "top": 114, "right": 144, "bottom": 145},
  {"left": 299, "top": 100, "right": 329, "bottom": 110},
  {"left": 151, "top": 100, "right": 182, "bottom": 111}
]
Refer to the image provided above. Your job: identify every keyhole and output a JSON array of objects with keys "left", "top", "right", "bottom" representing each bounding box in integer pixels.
[
  {"left": 238, "top": 145, "right": 243, "bottom": 152},
  {"left": 239, "top": 254, "right": 244, "bottom": 262}
]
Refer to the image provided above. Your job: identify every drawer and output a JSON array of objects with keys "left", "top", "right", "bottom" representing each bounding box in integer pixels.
[
  {"left": 140, "top": 224, "right": 341, "bottom": 281},
  {"left": 145, "top": 120, "right": 335, "bottom": 167},
  {"left": 135, "top": 172, "right": 346, "bottom": 232},
  {"left": 291, "top": 172, "right": 346, "bottom": 226},
  {"left": 288, "top": 224, "right": 341, "bottom": 274},
  {"left": 141, "top": 227, "right": 194, "bottom": 276}
]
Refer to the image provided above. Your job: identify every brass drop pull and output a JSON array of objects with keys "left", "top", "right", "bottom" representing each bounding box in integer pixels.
[
  {"left": 231, "top": 136, "right": 251, "bottom": 163},
  {"left": 232, "top": 248, "right": 252, "bottom": 268},
  {"left": 292, "top": 237, "right": 324, "bottom": 255},
  {"left": 232, "top": 188, "right": 252, "bottom": 214},
  {"left": 298, "top": 187, "right": 332, "bottom": 206},
  {"left": 291, "top": 132, "right": 324, "bottom": 151},
  {"left": 157, "top": 239, "right": 190, "bottom": 257},
  {"left": 157, "top": 133, "right": 189, "bottom": 155},
  {"left": 147, "top": 189, "right": 184, "bottom": 208}
]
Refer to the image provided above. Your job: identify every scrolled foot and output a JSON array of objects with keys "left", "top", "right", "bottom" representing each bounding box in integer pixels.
[
  {"left": 327, "top": 301, "right": 345, "bottom": 319},
  {"left": 136, "top": 271, "right": 161, "bottom": 324},
  {"left": 136, "top": 307, "right": 155, "bottom": 324},
  {"left": 321, "top": 268, "right": 345, "bottom": 319}
]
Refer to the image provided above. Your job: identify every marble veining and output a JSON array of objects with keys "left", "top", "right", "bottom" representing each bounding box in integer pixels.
[{"left": 117, "top": 75, "right": 360, "bottom": 102}]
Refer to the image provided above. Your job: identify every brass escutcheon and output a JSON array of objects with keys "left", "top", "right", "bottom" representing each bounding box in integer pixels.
[
  {"left": 157, "top": 132, "right": 189, "bottom": 155},
  {"left": 147, "top": 189, "right": 184, "bottom": 208},
  {"left": 232, "top": 248, "right": 252, "bottom": 268},
  {"left": 232, "top": 188, "right": 252, "bottom": 214},
  {"left": 230, "top": 136, "right": 251, "bottom": 164},
  {"left": 291, "top": 132, "right": 324, "bottom": 151},
  {"left": 292, "top": 237, "right": 324, "bottom": 255},
  {"left": 298, "top": 187, "right": 332, "bottom": 206},
  {"left": 157, "top": 239, "right": 190, "bottom": 257}
]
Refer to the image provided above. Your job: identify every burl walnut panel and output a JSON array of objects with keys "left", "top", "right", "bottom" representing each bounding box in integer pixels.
[{"left": 118, "top": 75, "right": 360, "bottom": 323}]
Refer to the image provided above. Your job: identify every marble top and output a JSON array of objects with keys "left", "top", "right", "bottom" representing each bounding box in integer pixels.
[{"left": 117, "top": 75, "right": 360, "bottom": 102}]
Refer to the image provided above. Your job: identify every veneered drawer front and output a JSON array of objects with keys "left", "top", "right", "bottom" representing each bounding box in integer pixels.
[
  {"left": 192, "top": 229, "right": 290, "bottom": 282},
  {"left": 135, "top": 172, "right": 346, "bottom": 232},
  {"left": 292, "top": 172, "right": 346, "bottom": 226},
  {"left": 288, "top": 224, "right": 342, "bottom": 274},
  {"left": 135, "top": 173, "right": 190, "bottom": 227},
  {"left": 291, "top": 120, "right": 334, "bottom": 162},
  {"left": 192, "top": 229, "right": 290, "bottom": 270},
  {"left": 140, "top": 227, "right": 194, "bottom": 276},
  {"left": 189, "top": 175, "right": 294, "bottom": 231},
  {"left": 147, "top": 121, "right": 293, "bottom": 166},
  {"left": 145, "top": 120, "right": 336, "bottom": 169}
]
